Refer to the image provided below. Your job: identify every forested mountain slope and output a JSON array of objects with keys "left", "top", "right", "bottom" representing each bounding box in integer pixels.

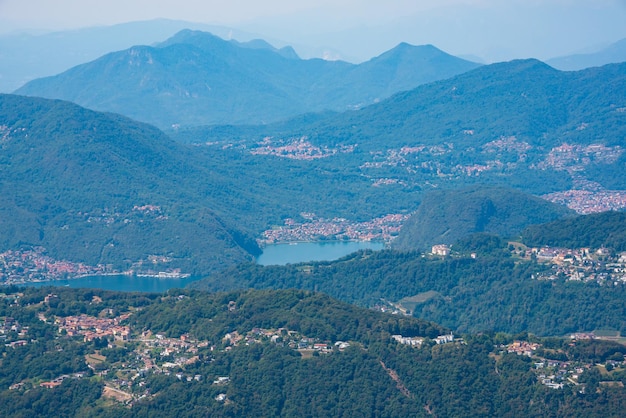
[
  {"left": 393, "top": 187, "right": 574, "bottom": 251},
  {"left": 521, "top": 211, "right": 626, "bottom": 250},
  {"left": 15, "top": 30, "right": 480, "bottom": 128},
  {"left": 176, "top": 60, "right": 626, "bottom": 213},
  {"left": 297, "top": 60, "right": 626, "bottom": 152},
  {"left": 0, "top": 94, "right": 259, "bottom": 275},
  {"left": 193, "top": 246, "right": 626, "bottom": 336},
  {"left": 1, "top": 286, "right": 624, "bottom": 417}
]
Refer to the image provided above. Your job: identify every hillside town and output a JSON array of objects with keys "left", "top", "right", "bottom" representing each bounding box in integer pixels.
[
  {"left": 420, "top": 242, "right": 626, "bottom": 286},
  {"left": 535, "top": 143, "right": 625, "bottom": 213},
  {"left": 0, "top": 204, "right": 186, "bottom": 284},
  {"left": 0, "top": 247, "right": 111, "bottom": 283},
  {"left": 542, "top": 188, "right": 626, "bottom": 214},
  {"left": 527, "top": 246, "right": 626, "bottom": 285},
  {"left": 502, "top": 337, "right": 626, "bottom": 391},
  {"left": 3, "top": 292, "right": 364, "bottom": 405},
  {"left": 358, "top": 140, "right": 626, "bottom": 213},
  {"left": 0, "top": 247, "right": 189, "bottom": 285},
  {"left": 3, "top": 289, "right": 623, "bottom": 406},
  {"left": 260, "top": 212, "right": 408, "bottom": 244},
  {"left": 249, "top": 136, "right": 356, "bottom": 160}
]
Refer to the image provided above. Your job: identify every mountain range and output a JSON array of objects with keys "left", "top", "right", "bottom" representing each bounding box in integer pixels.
[
  {"left": 547, "top": 38, "right": 626, "bottom": 71},
  {"left": 289, "top": 59, "right": 626, "bottom": 150},
  {"left": 180, "top": 58, "right": 626, "bottom": 152},
  {"left": 0, "top": 19, "right": 262, "bottom": 93},
  {"left": 14, "top": 29, "right": 480, "bottom": 128},
  {"left": 3, "top": 47, "right": 626, "bottom": 277},
  {"left": 179, "top": 58, "right": 626, "bottom": 201}
]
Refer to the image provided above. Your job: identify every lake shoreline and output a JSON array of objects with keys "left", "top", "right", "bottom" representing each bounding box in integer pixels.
[
  {"left": 256, "top": 240, "right": 385, "bottom": 266},
  {"left": 18, "top": 241, "right": 386, "bottom": 291},
  {"left": 258, "top": 238, "right": 386, "bottom": 247}
]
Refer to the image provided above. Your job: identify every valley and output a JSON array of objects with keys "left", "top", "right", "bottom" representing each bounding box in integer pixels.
[{"left": 1, "top": 16, "right": 625, "bottom": 416}]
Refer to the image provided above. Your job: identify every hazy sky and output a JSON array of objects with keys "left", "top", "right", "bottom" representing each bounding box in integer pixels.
[
  {"left": 2, "top": 0, "right": 626, "bottom": 62},
  {"left": 1, "top": 0, "right": 472, "bottom": 28}
]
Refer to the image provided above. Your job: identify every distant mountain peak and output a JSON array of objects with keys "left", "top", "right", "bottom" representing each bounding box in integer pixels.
[
  {"left": 370, "top": 42, "right": 471, "bottom": 65},
  {"left": 547, "top": 37, "right": 626, "bottom": 70},
  {"left": 237, "top": 38, "right": 276, "bottom": 50},
  {"left": 15, "top": 32, "right": 480, "bottom": 127},
  {"left": 156, "top": 29, "right": 300, "bottom": 61},
  {"left": 397, "top": 42, "right": 437, "bottom": 50},
  {"left": 234, "top": 38, "right": 300, "bottom": 59},
  {"left": 156, "top": 29, "right": 227, "bottom": 50},
  {"left": 469, "top": 58, "right": 559, "bottom": 78},
  {"left": 389, "top": 42, "right": 441, "bottom": 54},
  {"left": 277, "top": 46, "right": 300, "bottom": 60},
  {"left": 394, "top": 41, "right": 414, "bottom": 49}
]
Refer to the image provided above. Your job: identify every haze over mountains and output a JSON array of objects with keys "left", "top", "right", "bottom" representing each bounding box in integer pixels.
[
  {"left": 547, "top": 37, "right": 626, "bottom": 71},
  {"left": 262, "top": 59, "right": 626, "bottom": 150},
  {"left": 3, "top": 47, "right": 626, "bottom": 277},
  {"left": 239, "top": 1, "right": 626, "bottom": 64},
  {"left": 1, "top": 6, "right": 626, "bottom": 416},
  {"left": 0, "top": 20, "right": 262, "bottom": 93},
  {"left": 3, "top": 0, "right": 626, "bottom": 92},
  {"left": 5, "top": 15, "right": 626, "bottom": 101},
  {"left": 179, "top": 59, "right": 626, "bottom": 200},
  {"left": 15, "top": 29, "right": 480, "bottom": 128}
]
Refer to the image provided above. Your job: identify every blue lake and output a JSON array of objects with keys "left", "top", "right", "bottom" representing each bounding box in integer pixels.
[
  {"left": 28, "top": 274, "right": 201, "bottom": 293},
  {"left": 27, "top": 240, "right": 385, "bottom": 292},
  {"left": 256, "top": 241, "right": 385, "bottom": 266}
]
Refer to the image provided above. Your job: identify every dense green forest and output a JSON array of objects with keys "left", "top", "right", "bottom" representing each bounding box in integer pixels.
[
  {"left": 127, "top": 288, "right": 446, "bottom": 343},
  {"left": 393, "top": 186, "right": 574, "bottom": 251},
  {"left": 0, "top": 286, "right": 625, "bottom": 417},
  {"left": 0, "top": 94, "right": 266, "bottom": 275},
  {"left": 522, "top": 211, "right": 626, "bottom": 251},
  {"left": 305, "top": 60, "right": 626, "bottom": 151},
  {"left": 193, "top": 244, "right": 626, "bottom": 336},
  {"left": 170, "top": 60, "right": 626, "bottom": 232}
]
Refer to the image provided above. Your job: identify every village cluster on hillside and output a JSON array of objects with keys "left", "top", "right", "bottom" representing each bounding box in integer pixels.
[
  {"left": 542, "top": 188, "right": 626, "bottom": 214},
  {"left": 10, "top": 288, "right": 621, "bottom": 406},
  {"left": 3, "top": 292, "right": 362, "bottom": 405},
  {"left": 360, "top": 140, "right": 626, "bottom": 213},
  {"left": 260, "top": 212, "right": 408, "bottom": 244},
  {"left": 0, "top": 248, "right": 111, "bottom": 283},
  {"left": 425, "top": 243, "right": 626, "bottom": 286},
  {"left": 249, "top": 136, "right": 356, "bottom": 160},
  {"left": 529, "top": 246, "right": 626, "bottom": 285},
  {"left": 0, "top": 247, "right": 189, "bottom": 285}
]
